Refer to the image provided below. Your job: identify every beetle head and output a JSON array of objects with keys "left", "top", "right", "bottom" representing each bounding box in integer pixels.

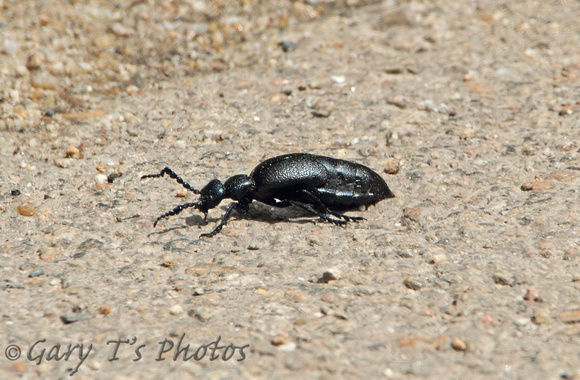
[
  {"left": 195, "top": 179, "right": 225, "bottom": 215},
  {"left": 224, "top": 175, "right": 255, "bottom": 204}
]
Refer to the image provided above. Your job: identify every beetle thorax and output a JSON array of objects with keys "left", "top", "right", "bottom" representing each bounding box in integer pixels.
[{"left": 224, "top": 175, "right": 255, "bottom": 203}]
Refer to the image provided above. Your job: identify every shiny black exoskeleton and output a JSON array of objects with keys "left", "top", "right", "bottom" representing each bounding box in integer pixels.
[{"left": 141, "top": 153, "right": 395, "bottom": 237}]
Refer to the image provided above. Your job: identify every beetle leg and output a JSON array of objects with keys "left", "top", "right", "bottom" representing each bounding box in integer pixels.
[
  {"left": 298, "top": 189, "right": 364, "bottom": 223},
  {"left": 201, "top": 202, "right": 248, "bottom": 238},
  {"left": 328, "top": 210, "right": 365, "bottom": 222},
  {"left": 141, "top": 167, "right": 201, "bottom": 194},
  {"left": 287, "top": 201, "right": 348, "bottom": 226},
  {"left": 265, "top": 199, "right": 292, "bottom": 208},
  {"left": 153, "top": 202, "right": 198, "bottom": 227}
]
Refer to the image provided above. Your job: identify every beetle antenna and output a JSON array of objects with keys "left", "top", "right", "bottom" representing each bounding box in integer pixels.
[
  {"left": 153, "top": 202, "right": 202, "bottom": 227},
  {"left": 141, "top": 167, "right": 201, "bottom": 194}
]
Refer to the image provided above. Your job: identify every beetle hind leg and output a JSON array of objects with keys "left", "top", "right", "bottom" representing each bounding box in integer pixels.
[
  {"left": 328, "top": 210, "right": 365, "bottom": 222},
  {"left": 287, "top": 201, "right": 348, "bottom": 226}
]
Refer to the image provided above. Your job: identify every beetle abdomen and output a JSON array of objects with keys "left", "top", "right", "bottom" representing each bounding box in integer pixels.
[
  {"left": 314, "top": 156, "right": 394, "bottom": 209},
  {"left": 251, "top": 153, "right": 394, "bottom": 209}
]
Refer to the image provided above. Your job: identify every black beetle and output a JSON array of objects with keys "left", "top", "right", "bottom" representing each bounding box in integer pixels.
[{"left": 141, "top": 153, "right": 395, "bottom": 237}]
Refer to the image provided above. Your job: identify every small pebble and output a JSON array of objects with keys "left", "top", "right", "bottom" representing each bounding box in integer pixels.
[
  {"left": 404, "top": 276, "right": 424, "bottom": 290},
  {"left": 401, "top": 207, "right": 420, "bottom": 229},
  {"left": 521, "top": 181, "right": 555, "bottom": 191},
  {"left": 192, "top": 287, "right": 204, "bottom": 296},
  {"left": 40, "top": 247, "right": 61, "bottom": 261},
  {"left": 65, "top": 145, "right": 80, "bottom": 158},
  {"left": 383, "top": 158, "right": 400, "bottom": 175},
  {"left": 94, "top": 174, "right": 108, "bottom": 187},
  {"left": 30, "top": 71, "right": 59, "bottom": 90},
  {"left": 248, "top": 244, "right": 259, "bottom": 250},
  {"left": 162, "top": 252, "right": 178, "bottom": 267},
  {"left": 169, "top": 305, "right": 183, "bottom": 316},
  {"left": 492, "top": 272, "right": 514, "bottom": 286},
  {"left": 312, "top": 108, "right": 332, "bottom": 118},
  {"left": 26, "top": 52, "right": 46, "bottom": 70},
  {"left": 284, "top": 288, "right": 308, "bottom": 302},
  {"left": 60, "top": 312, "right": 89, "bottom": 324},
  {"left": 461, "top": 128, "right": 476, "bottom": 139},
  {"left": 277, "top": 342, "right": 297, "bottom": 352},
  {"left": 320, "top": 268, "right": 341, "bottom": 283},
  {"left": 385, "top": 67, "right": 404, "bottom": 74},
  {"left": 29, "top": 268, "right": 44, "bottom": 278},
  {"left": 279, "top": 40, "right": 298, "bottom": 52},
  {"left": 430, "top": 253, "right": 448, "bottom": 264},
  {"left": 514, "top": 318, "right": 528, "bottom": 326},
  {"left": 269, "top": 93, "right": 288, "bottom": 102},
  {"left": 107, "top": 173, "right": 118, "bottom": 183},
  {"left": 331, "top": 75, "right": 346, "bottom": 83},
  {"left": 523, "top": 286, "right": 541, "bottom": 302},
  {"left": 386, "top": 95, "right": 407, "bottom": 109},
  {"left": 271, "top": 332, "right": 289, "bottom": 346},
  {"left": 98, "top": 305, "right": 111, "bottom": 315},
  {"left": 177, "top": 188, "right": 187, "bottom": 197},
  {"left": 188, "top": 308, "right": 210, "bottom": 322},
  {"left": 532, "top": 308, "right": 552, "bottom": 325},
  {"left": 312, "top": 102, "right": 334, "bottom": 118},
  {"left": 558, "top": 309, "right": 580, "bottom": 324},
  {"left": 11, "top": 189, "right": 21, "bottom": 196},
  {"left": 109, "top": 22, "right": 133, "bottom": 37},
  {"left": 17, "top": 203, "right": 35, "bottom": 217},
  {"left": 54, "top": 158, "right": 71, "bottom": 168},
  {"left": 451, "top": 337, "right": 467, "bottom": 351},
  {"left": 418, "top": 100, "right": 436, "bottom": 112}
]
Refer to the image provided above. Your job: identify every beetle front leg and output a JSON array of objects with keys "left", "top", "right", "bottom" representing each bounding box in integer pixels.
[{"left": 201, "top": 202, "right": 248, "bottom": 238}]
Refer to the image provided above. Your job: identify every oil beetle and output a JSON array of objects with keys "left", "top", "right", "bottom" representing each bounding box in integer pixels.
[{"left": 141, "top": 153, "right": 395, "bottom": 237}]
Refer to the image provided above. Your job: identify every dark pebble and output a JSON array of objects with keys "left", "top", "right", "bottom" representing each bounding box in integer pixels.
[
  {"left": 60, "top": 312, "right": 89, "bottom": 324},
  {"left": 312, "top": 109, "right": 331, "bottom": 118},
  {"left": 406, "top": 171, "right": 423, "bottom": 181},
  {"left": 72, "top": 251, "right": 87, "bottom": 259},
  {"left": 504, "top": 145, "right": 517, "bottom": 155},
  {"left": 29, "top": 268, "right": 44, "bottom": 278},
  {"left": 77, "top": 238, "right": 104, "bottom": 250},
  {"left": 279, "top": 40, "right": 299, "bottom": 52},
  {"left": 11, "top": 189, "right": 21, "bottom": 196},
  {"left": 385, "top": 67, "right": 404, "bottom": 74}
]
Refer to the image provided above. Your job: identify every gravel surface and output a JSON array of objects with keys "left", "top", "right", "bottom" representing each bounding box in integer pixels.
[{"left": 1, "top": 0, "right": 579, "bottom": 378}]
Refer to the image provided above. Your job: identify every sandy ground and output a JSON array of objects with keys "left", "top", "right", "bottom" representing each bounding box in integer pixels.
[{"left": 1, "top": 0, "right": 580, "bottom": 378}]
